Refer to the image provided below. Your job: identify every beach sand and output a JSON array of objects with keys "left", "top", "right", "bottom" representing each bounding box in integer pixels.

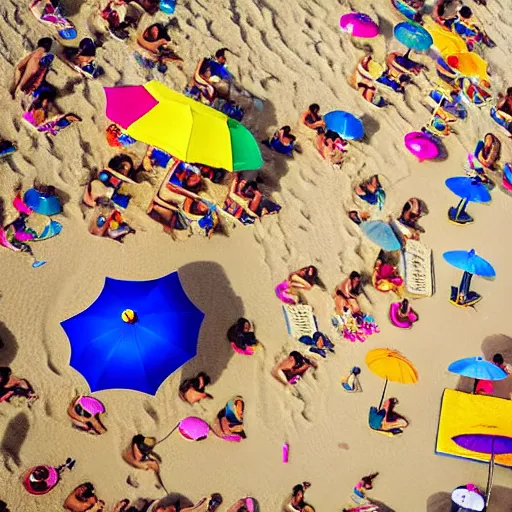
[{"left": 1, "top": 0, "right": 512, "bottom": 510}]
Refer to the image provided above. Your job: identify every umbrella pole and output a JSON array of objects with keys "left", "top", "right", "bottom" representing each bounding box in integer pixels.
[
  {"left": 404, "top": 48, "right": 411, "bottom": 60},
  {"left": 455, "top": 198, "right": 468, "bottom": 221},
  {"left": 378, "top": 378, "right": 388, "bottom": 410},
  {"left": 485, "top": 441, "right": 495, "bottom": 509},
  {"left": 155, "top": 423, "right": 179, "bottom": 446},
  {"left": 459, "top": 271, "right": 472, "bottom": 297}
]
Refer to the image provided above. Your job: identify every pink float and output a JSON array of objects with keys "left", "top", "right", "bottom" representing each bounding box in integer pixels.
[
  {"left": 404, "top": 131, "right": 440, "bottom": 162},
  {"left": 231, "top": 342, "right": 255, "bottom": 356},
  {"left": 389, "top": 302, "right": 418, "bottom": 329},
  {"left": 339, "top": 12, "right": 379, "bottom": 38},
  {"left": 178, "top": 417, "right": 210, "bottom": 441},
  {"left": 76, "top": 396, "right": 105, "bottom": 416}
]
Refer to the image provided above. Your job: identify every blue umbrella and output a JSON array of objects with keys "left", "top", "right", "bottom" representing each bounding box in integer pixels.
[
  {"left": 448, "top": 356, "right": 508, "bottom": 380},
  {"left": 324, "top": 111, "right": 364, "bottom": 140},
  {"left": 361, "top": 220, "right": 401, "bottom": 251},
  {"left": 443, "top": 249, "right": 495, "bottom": 277},
  {"left": 443, "top": 249, "right": 495, "bottom": 307},
  {"left": 445, "top": 176, "right": 491, "bottom": 225},
  {"left": 61, "top": 272, "right": 204, "bottom": 394},
  {"left": 24, "top": 189, "right": 61, "bottom": 216},
  {"left": 394, "top": 21, "right": 433, "bottom": 53}
]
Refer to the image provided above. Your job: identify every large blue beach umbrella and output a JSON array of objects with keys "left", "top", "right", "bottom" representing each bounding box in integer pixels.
[
  {"left": 361, "top": 220, "right": 401, "bottom": 251},
  {"left": 324, "top": 111, "right": 364, "bottom": 140},
  {"left": 394, "top": 21, "right": 433, "bottom": 53},
  {"left": 61, "top": 271, "right": 205, "bottom": 395},
  {"left": 24, "top": 188, "right": 61, "bottom": 216},
  {"left": 443, "top": 249, "right": 495, "bottom": 277}
]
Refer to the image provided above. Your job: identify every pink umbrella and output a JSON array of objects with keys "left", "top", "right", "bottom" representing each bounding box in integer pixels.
[
  {"left": 339, "top": 12, "right": 379, "bottom": 38},
  {"left": 404, "top": 131, "right": 439, "bottom": 162},
  {"left": 178, "top": 416, "right": 210, "bottom": 441}
]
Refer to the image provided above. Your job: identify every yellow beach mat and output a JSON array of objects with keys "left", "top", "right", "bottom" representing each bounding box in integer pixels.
[
  {"left": 436, "top": 389, "right": 512, "bottom": 467},
  {"left": 424, "top": 17, "right": 467, "bottom": 57}
]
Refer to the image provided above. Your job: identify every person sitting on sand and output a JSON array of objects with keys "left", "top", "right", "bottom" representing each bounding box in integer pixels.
[
  {"left": 355, "top": 175, "right": 385, "bottom": 209},
  {"left": 373, "top": 398, "right": 409, "bottom": 432},
  {"left": 264, "top": 126, "right": 297, "bottom": 155},
  {"left": 229, "top": 178, "right": 281, "bottom": 218},
  {"left": 64, "top": 482, "right": 104, "bottom": 512},
  {"left": 212, "top": 397, "right": 246, "bottom": 440},
  {"left": 67, "top": 396, "right": 107, "bottom": 435},
  {"left": 11, "top": 37, "right": 54, "bottom": 98},
  {"left": 497, "top": 87, "right": 512, "bottom": 117},
  {"left": 284, "top": 482, "right": 315, "bottom": 512},
  {"left": 123, "top": 435, "right": 160, "bottom": 472},
  {"left": 227, "top": 318, "right": 259, "bottom": 352},
  {"left": 114, "top": 494, "right": 223, "bottom": 512},
  {"left": 343, "top": 473, "right": 379, "bottom": 511},
  {"left": 433, "top": 0, "right": 461, "bottom": 27},
  {"left": 190, "top": 48, "right": 230, "bottom": 104},
  {"left": 449, "top": 6, "right": 495, "bottom": 50},
  {"left": 100, "top": 0, "right": 136, "bottom": 40},
  {"left": 315, "top": 130, "right": 347, "bottom": 165},
  {"left": 398, "top": 197, "right": 426, "bottom": 236},
  {"left": 334, "top": 272, "right": 363, "bottom": 316},
  {"left": 0, "top": 367, "right": 38, "bottom": 406},
  {"left": 273, "top": 351, "right": 316, "bottom": 386},
  {"left": 63, "top": 38, "right": 101, "bottom": 78},
  {"left": 474, "top": 133, "right": 501, "bottom": 170},
  {"left": 179, "top": 372, "right": 213, "bottom": 404},
  {"left": 341, "top": 366, "right": 362, "bottom": 392},
  {"left": 475, "top": 353, "right": 512, "bottom": 395},
  {"left": 372, "top": 258, "right": 403, "bottom": 293},
  {"left": 385, "top": 51, "right": 425, "bottom": 80},
  {"left": 275, "top": 265, "right": 323, "bottom": 305},
  {"left": 137, "top": 23, "right": 183, "bottom": 70},
  {"left": 300, "top": 104, "right": 325, "bottom": 133}
]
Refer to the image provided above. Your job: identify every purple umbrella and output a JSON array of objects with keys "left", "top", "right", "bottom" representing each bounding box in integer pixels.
[{"left": 452, "top": 433, "right": 512, "bottom": 508}]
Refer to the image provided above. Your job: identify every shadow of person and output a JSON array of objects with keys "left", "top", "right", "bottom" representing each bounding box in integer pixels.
[
  {"left": 145, "top": 493, "right": 194, "bottom": 510},
  {"left": 0, "top": 321, "right": 19, "bottom": 366},
  {"left": 178, "top": 261, "right": 245, "bottom": 383},
  {"left": 1, "top": 413, "right": 30, "bottom": 468},
  {"left": 360, "top": 113, "right": 381, "bottom": 142}
]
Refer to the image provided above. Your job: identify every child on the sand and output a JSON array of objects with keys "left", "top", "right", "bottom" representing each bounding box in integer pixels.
[{"left": 0, "top": 367, "right": 38, "bottom": 406}]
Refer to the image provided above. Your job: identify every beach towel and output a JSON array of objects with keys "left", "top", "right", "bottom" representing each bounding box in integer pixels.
[{"left": 282, "top": 304, "right": 318, "bottom": 339}]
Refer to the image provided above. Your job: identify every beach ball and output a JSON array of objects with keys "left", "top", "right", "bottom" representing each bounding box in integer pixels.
[
  {"left": 121, "top": 309, "right": 137, "bottom": 323},
  {"left": 178, "top": 417, "right": 210, "bottom": 441},
  {"left": 404, "top": 131, "right": 439, "bottom": 162}
]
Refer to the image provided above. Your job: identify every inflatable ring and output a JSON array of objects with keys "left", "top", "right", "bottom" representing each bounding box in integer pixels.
[
  {"left": 231, "top": 342, "right": 256, "bottom": 356},
  {"left": 389, "top": 302, "right": 418, "bottom": 329},
  {"left": 23, "top": 466, "right": 59, "bottom": 495}
]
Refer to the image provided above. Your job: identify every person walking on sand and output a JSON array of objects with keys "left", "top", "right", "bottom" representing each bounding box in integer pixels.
[{"left": 11, "top": 37, "right": 54, "bottom": 98}]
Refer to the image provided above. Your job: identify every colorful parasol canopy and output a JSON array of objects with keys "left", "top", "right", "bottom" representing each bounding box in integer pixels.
[
  {"left": 61, "top": 271, "right": 205, "bottom": 395},
  {"left": 424, "top": 17, "right": 467, "bottom": 57},
  {"left": 324, "top": 111, "right": 365, "bottom": 140},
  {"left": 339, "top": 12, "right": 379, "bottom": 38},
  {"left": 446, "top": 52, "right": 489, "bottom": 82},
  {"left": 361, "top": 220, "right": 401, "bottom": 251},
  {"left": 443, "top": 249, "right": 495, "bottom": 277},
  {"left": 448, "top": 356, "right": 508, "bottom": 381},
  {"left": 445, "top": 177, "right": 491, "bottom": 203},
  {"left": 104, "top": 80, "right": 263, "bottom": 172},
  {"left": 394, "top": 21, "right": 433, "bottom": 52},
  {"left": 366, "top": 348, "right": 418, "bottom": 408}
]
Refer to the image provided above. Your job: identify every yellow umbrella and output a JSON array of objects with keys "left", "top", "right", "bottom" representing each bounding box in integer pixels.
[
  {"left": 424, "top": 17, "right": 467, "bottom": 57},
  {"left": 366, "top": 348, "right": 419, "bottom": 408},
  {"left": 446, "top": 52, "right": 489, "bottom": 82}
]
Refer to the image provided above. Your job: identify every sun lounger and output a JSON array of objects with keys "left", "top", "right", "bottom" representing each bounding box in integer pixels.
[
  {"left": 436, "top": 389, "right": 512, "bottom": 468},
  {"left": 398, "top": 239, "right": 435, "bottom": 298},
  {"left": 282, "top": 304, "right": 318, "bottom": 339}
]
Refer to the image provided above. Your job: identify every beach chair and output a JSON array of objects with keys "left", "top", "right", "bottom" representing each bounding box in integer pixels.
[{"left": 282, "top": 304, "right": 318, "bottom": 339}]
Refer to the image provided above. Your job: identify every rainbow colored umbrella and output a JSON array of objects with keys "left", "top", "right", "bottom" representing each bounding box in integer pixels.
[{"left": 104, "top": 80, "right": 263, "bottom": 172}]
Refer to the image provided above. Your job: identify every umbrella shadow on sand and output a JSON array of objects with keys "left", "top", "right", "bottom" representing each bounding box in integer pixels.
[
  {"left": 0, "top": 321, "right": 19, "bottom": 366},
  {"left": 1, "top": 412, "right": 30, "bottom": 469},
  {"left": 428, "top": 487, "right": 512, "bottom": 512},
  {"left": 178, "top": 261, "right": 245, "bottom": 383}
]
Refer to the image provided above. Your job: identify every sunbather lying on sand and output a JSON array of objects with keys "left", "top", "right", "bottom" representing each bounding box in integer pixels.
[
  {"left": 474, "top": 133, "right": 501, "bottom": 170},
  {"left": 137, "top": 23, "right": 183, "bottom": 70},
  {"left": 64, "top": 482, "right": 104, "bottom": 512},
  {"left": 0, "top": 367, "right": 38, "bottom": 405},
  {"left": 284, "top": 482, "right": 315, "bottom": 512},
  {"left": 62, "top": 37, "right": 102, "bottom": 78},
  {"left": 315, "top": 129, "right": 347, "bottom": 164},
  {"left": 301, "top": 103, "right": 325, "bottom": 132},
  {"left": 179, "top": 372, "right": 213, "bottom": 404},
  {"left": 373, "top": 258, "right": 403, "bottom": 293},
  {"left": 355, "top": 175, "right": 385, "bottom": 209},
  {"left": 11, "top": 37, "right": 53, "bottom": 98},
  {"left": 23, "top": 87, "right": 81, "bottom": 135},
  {"left": 114, "top": 494, "right": 223, "bottom": 512},
  {"left": 275, "top": 266, "right": 323, "bottom": 305},
  {"left": 273, "top": 351, "right": 316, "bottom": 385},
  {"left": 189, "top": 48, "right": 231, "bottom": 104},
  {"left": 67, "top": 396, "right": 107, "bottom": 435},
  {"left": 123, "top": 435, "right": 160, "bottom": 472},
  {"left": 212, "top": 396, "right": 246, "bottom": 440},
  {"left": 370, "top": 398, "right": 408, "bottom": 434},
  {"left": 100, "top": 0, "right": 137, "bottom": 40},
  {"left": 398, "top": 197, "right": 426, "bottom": 236},
  {"left": 334, "top": 272, "right": 362, "bottom": 315}
]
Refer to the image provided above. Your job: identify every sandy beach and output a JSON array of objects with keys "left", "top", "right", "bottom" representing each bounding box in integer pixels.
[{"left": 1, "top": 0, "right": 512, "bottom": 510}]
